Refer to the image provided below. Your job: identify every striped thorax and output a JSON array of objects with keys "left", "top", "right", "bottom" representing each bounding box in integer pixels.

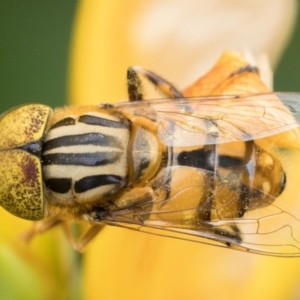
[{"left": 42, "top": 106, "right": 130, "bottom": 206}]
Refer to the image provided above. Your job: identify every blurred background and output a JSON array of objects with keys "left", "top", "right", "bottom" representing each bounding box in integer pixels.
[
  {"left": 0, "top": 1, "right": 299, "bottom": 112},
  {"left": 0, "top": 1, "right": 300, "bottom": 300},
  {"left": 0, "top": 1, "right": 76, "bottom": 111}
]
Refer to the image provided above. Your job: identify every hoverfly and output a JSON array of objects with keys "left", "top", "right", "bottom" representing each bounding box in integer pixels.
[{"left": 1, "top": 65, "right": 300, "bottom": 257}]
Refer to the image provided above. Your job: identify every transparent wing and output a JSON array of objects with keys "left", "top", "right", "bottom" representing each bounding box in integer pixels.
[
  {"left": 117, "top": 92, "right": 300, "bottom": 146},
  {"left": 103, "top": 172, "right": 300, "bottom": 257},
  {"left": 110, "top": 93, "right": 300, "bottom": 256}
]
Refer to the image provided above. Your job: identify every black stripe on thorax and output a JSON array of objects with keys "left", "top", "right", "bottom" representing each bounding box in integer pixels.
[
  {"left": 79, "top": 114, "right": 128, "bottom": 129},
  {"left": 50, "top": 117, "right": 76, "bottom": 129},
  {"left": 42, "top": 152, "right": 119, "bottom": 166},
  {"left": 44, "top": 178, "right": 72, "bottom": 193},
  {"left": 44, "top": 175, "right": 122, "bottom": 194},
  {"left": 43, "top": 133, "right": 123, "bottom": 152},
  {"left": 75, "top": 174, "right": 122, "bottom": 193}
]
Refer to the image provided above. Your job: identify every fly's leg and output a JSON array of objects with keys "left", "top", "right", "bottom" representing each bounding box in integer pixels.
[
  {"left": 127, "top": 66, "right": 144, "bottom": 101},
  {"left": 20, "top": 216, "right": 104, "bottom": 252},
  {"left": 61, "top": 223, "right": 105, "bottom": 252},
  {"left": 20, "top": 215, "right": 63, "bottom": 243},
  {"left": 127, "top": 66, "right": 183, "bottom": 101}
]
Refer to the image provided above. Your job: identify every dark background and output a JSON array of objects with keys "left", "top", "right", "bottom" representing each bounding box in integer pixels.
[
  {"left": 275, "top": 3, "right": 300, "bottom": 92},
  {"left": 0, "top": 2, "right": 299, "bottom": 113},
  {"left": 0, "top": 1, "right": 77, "bottom": 111}
]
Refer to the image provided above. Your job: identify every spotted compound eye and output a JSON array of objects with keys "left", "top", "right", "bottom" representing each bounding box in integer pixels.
[{"left": 0, "top": 104, "right": 51, "bottom": 220}]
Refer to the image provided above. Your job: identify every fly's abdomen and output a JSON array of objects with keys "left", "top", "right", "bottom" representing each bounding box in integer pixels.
[
  {"left": 150, "top": 140, "right": 286, "bottom": 223},
  {"left": 42, "top": 107, "right": 130, "bottom": 205},
  {"left": 210, "top": 141, "right": 285, "bottom": 220}
]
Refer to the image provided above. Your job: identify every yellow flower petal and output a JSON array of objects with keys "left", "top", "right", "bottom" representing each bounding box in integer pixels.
[{"left": 69, "top": 0, "right": 144, "bottom": 105}]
